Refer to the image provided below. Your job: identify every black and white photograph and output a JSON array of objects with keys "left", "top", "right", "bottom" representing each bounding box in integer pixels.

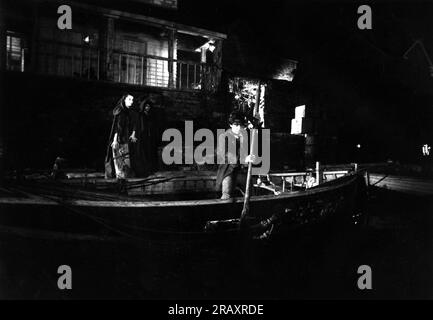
[{"left": 0, "top": 0, "right": 432, "bottom": 303}]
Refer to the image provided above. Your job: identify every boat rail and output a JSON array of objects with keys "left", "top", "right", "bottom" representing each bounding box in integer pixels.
[{"left": 268, "top": 170, "right": 350, "bottom": 192}]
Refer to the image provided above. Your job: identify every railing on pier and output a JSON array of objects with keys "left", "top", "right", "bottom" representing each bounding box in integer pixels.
[
  {"left": 368, "top": 174, "right": 433, "bottom": 196},
  {"left": 267, "top": 170, "right": 350, "bottom": 192},
  {"left": 36, "top": 41, "right": 213, "bottom": 91}
]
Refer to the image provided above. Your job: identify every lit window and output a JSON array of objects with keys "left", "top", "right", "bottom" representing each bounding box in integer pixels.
[
  {"left": 422, "top": 144, "right": 431, "bottom": 156},
  {"left": 6, "top": 31, "right": 26, "bottom": 72}
]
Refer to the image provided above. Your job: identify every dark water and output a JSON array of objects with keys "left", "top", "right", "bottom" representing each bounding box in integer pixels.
[{"left": 0, "top": 188, "right": 432, "bottom": 300}]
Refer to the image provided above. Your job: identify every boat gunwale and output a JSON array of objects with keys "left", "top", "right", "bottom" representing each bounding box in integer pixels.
[{"left": 0, "top": 174, "right": 359, "bottom": 208}]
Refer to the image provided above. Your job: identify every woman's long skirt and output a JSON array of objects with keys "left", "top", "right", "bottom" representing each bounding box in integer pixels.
[{"left": 112, "top": 143, "right": 131, "bottom": 179}]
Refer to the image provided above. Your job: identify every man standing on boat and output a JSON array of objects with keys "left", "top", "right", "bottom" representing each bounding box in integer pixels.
[{"left": 216, "top": 111, "right": 256, "bottom": 199}]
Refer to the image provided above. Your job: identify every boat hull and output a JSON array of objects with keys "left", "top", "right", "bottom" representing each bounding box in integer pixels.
[{"left": 0, "top": 173, "right": 367, "bottom": 240}]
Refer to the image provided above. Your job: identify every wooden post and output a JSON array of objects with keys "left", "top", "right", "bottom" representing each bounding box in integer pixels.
[
  {"left": 213, "top": 39, "right": 223, "bottom": 66},
  {"left": 240, "top": 80, "right": 261, "bottom": 229},
  {"left": 100, "top": 17, "right": 114, "bottom": 81},
  {"left": 366, "top": 170, "right": 370, "bottom": 187},
  {"left": 212, "top": 39, "right": 223, "bottom": 92},
  {"left": 0, "top": 0, "right": 6, "bottom": 185},
  {"left": 200, "top": 47, "right": 207, "bottom": 63},
  {"left": 0, "top": 0, "right": 6, "bottom": 71},
  {"left": 167, "top": 28, "right": 175, "bottom": 89},
  {"left": 200, "top": 47, "right": 207, "bottom": 91},
  {"left": 30, "top": 3, "right": 40, "bottom": 73},
  {"left": 316, "top": 161, "right": 323, "bottom": 184}
]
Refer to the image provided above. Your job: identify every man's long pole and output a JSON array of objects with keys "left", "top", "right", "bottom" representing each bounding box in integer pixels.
[{"left": 240, "top": 81, "right": 261, "bottom": 229}]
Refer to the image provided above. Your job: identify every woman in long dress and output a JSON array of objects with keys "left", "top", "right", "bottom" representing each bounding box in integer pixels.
[{"left": 105, "top": 94, "right": 137, "bottom": 182}]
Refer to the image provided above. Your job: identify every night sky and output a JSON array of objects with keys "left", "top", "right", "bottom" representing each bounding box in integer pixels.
[{"left": 175, "top": 0, "right": 433, "bottom": 163}]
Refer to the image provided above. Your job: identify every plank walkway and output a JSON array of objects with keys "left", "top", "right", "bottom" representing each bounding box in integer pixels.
[{"left": 369, "top": 173, "right": 433, "bottom": 196}]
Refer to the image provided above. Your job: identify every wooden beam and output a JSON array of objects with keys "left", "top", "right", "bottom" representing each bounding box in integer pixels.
[
  {"left": 168, "top": 28, "right": 175, "bottom": 88},
  {"left": 0, "top": 0, "right": 5, "bottom": 185},
  {"left": 65, "top": 0, "right": 227, "bottom": 40},
  {"left": 200, "top": 47, "right": 207, "bottom": 63},
  {"left": 30, "top": 2, "right": 40, "bottom": 73},
  {"left": 100, "top": 17, "right": 115, "bottom": 81},
  {"left": 0, "top": 0, "right": 6, "bottom": 71}
]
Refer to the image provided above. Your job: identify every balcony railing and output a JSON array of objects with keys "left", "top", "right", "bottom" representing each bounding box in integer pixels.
[
  {"left": 112, "top": 51, "right": 203, "bottom": 90},
  {"left": 176, "top": 60, "right": 202, "bottom": 90},
  {"left": 35, "top": 42, "right": 216, "bottom": 91}
]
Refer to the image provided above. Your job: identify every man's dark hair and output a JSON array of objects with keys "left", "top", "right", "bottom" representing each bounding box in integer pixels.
[{"left": 228, "top": 111, "right": 247, "bottom": 126}]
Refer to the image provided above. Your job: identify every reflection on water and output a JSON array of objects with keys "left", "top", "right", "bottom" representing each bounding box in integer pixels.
[{"left": 0, "top": 189, "right": 432, "bottom": 299}]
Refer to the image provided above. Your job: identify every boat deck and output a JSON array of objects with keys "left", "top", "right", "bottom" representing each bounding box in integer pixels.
[{"left": 1, "top": 168, "right": 356, "bottom": 201}]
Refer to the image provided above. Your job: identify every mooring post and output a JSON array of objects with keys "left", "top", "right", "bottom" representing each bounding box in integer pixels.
[
  {"left": 316, "top": 161, "right": 323, "bottom": 184},
  {"left": 366, "top": 170, "right": 370, "bottom": 187}
]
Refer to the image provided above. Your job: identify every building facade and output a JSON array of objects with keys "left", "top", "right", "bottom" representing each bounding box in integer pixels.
[
  {"left": 0, "top": 0, "right": 229, "bottom": 170},
  {"left": 3, "top": 0, "right": 226, "bottom": 91}
]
